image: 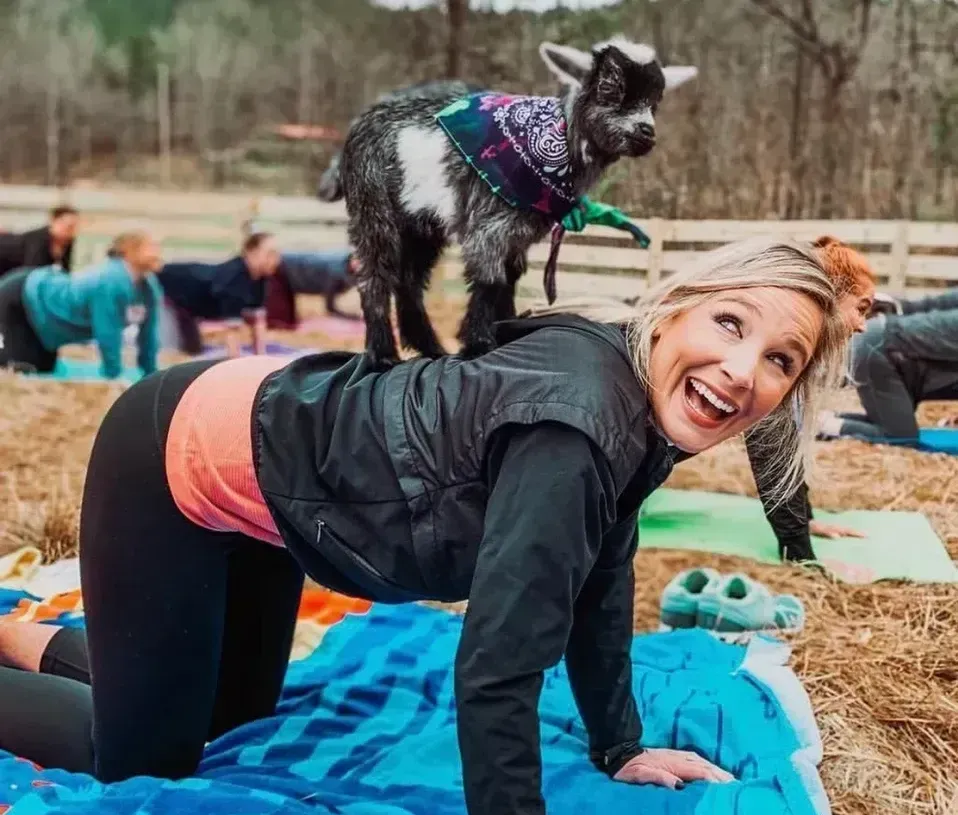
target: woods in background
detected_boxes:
[0,0,956,220]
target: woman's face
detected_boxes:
[838,282,876,335]
[127,237,163,275]
[648,287,823,454]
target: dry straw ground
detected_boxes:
[0,293,956,815]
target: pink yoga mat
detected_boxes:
[297,315,366,338]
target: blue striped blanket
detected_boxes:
[0,603,828,815]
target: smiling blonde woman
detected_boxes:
[0,237,846,815]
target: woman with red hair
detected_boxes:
[748,235,877,559]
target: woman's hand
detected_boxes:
[810,520,865,539]
[614,749,734,789]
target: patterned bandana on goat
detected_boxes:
[436,92,579,221]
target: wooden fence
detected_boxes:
[1,184,956,301]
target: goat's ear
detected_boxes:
[662,65,698,90]
[539,42,593,88]
[593,48,626,106]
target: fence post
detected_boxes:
[888,220,909,294]
[646,217,665,286]
[243,198,260,238]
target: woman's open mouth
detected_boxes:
[683,377,740,427]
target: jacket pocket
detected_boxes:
[312,519,425,605]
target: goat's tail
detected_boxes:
[317,152,344,202]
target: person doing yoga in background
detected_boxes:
[0,230,162,379]
[817,286,958,445]
[0,206,79,277]
[156,231,282,356]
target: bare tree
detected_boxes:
[445,0,469,79]
[748,0,875,217]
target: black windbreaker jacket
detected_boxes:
[252,314,680,815]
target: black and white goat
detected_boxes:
[340,38,697,365]
[318,81,483,203]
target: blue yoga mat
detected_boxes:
[28,344,318,384]
[32,357,142,384]
[0,602,828,815]
[918,428,958,455]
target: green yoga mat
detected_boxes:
[639,488,958,584]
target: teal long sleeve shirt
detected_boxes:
[21,259,162,379]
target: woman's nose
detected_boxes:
[719,346,758,390]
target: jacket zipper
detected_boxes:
[315,517,396,589]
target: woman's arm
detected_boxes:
[137,278,162,375]
[744,423,816,561]
[89,287,127,380]
[456,422,619,815]
[564,512,643,774]
[243,308,267,355]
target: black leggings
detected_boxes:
[0,359,304,780]
[0,269,57,373]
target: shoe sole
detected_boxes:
[696,611,803,637]
[659,609,698,630]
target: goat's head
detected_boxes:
[539,37,697,160]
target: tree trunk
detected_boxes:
[158,64,172,186]
[786,47,807,219]
[818,76,845,219]
[46,27,60,188]
[445,0,467,80]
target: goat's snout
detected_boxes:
[626,121,656,156]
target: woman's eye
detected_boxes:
[715,313,741,336]
[768,353,794,375]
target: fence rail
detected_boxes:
[1,184,956,301]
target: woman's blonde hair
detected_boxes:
[528,236,848,504]
[108,230,153,259]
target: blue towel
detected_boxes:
[0,603,827,815]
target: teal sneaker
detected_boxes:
[659,567,721,631]
[696,573,805,638]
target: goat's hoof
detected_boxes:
[419,344,449,360]
[364,350,400,370]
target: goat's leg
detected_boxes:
[396,287,446,358]
[459,239,514,357]
[396,231,446,359]
[356,273,399,367]
[347,196,402,367]
[458,279,504,358]
[494,254,526,322]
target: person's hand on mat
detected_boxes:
[810,520,866,540]
[613,748,734,789]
